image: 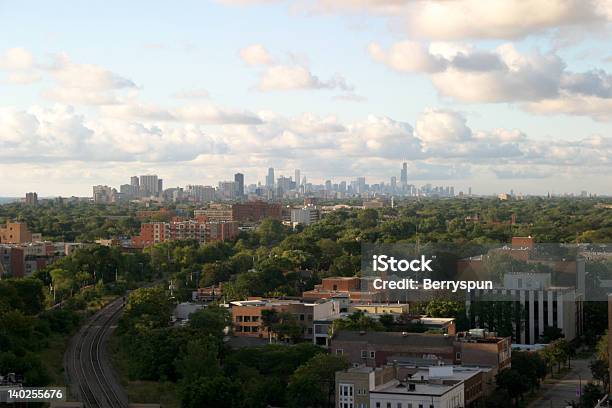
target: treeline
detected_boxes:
[0,278,81,386]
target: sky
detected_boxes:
[1,0,612,196]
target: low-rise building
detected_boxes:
[336,365,485,408]
[329,330,510,378]
[230,298,341,342]
[303,277,384,303]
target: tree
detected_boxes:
[540,326,564,343]
[579,382,604,407]
[590,359,609,391]
[496,369,529,406]
[121,286,172,333]
[261,309,302,343]
[287,353,349,408]
[331,311,384,334]
[188,305,230,339]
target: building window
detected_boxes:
[456,352,461,360]
[338,383,354,408]
[361,350,367,359]
[397,404,402,408]
[387,403,391,408]
[376,403,381,408]
[336,349,344,355]
[369,351,376,359]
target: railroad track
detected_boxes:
[66,298,128,408]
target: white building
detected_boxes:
[291,205,320,226]
[336,366,482,408]
[467,272,580,344]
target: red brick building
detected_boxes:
[232,201,282,223]
[131,219,239,248]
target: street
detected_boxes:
[529,356,594,408]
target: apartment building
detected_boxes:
[231,201,282,223]
[230,298,341,342]
[194,203,233,222]
[0,222,40,244]
[131,219,239,248]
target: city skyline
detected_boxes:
[2,1,612,196]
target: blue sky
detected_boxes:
[1,0,612,196]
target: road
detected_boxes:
[528,356,594,407]
[64,297,129,408]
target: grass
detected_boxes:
[108,332,180,408]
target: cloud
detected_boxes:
[0,47,41,85]
[371,42,565,102]
[524,93,612,121]
[293,0,612,40]
[0,47,34,70]
[240,44,274,66]
[41,53,137,105]
[240,45,355,92]
[173,105,264,124]
[258,65,353,91]
[402,0,609,40]
[368,41,447,73]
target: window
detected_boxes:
[244,316,251,322]
[397,404,402,408]
[376,403,381,408]
[387,403,391,408]
[369,351,376,359]
[361,350,367,359]
[456,352,461,360]
[338,384,354,408]
[336,349,344,355]
[236,316,243,322]
[300,314,305,321]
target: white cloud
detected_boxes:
[173,104,264,124]
[258,65,353,91]
[41,53,136,105]
[368,41,446,73]
[0,48,34,70]
[6,71,41,85]
[240,44,274,66]
[291,0,612,40]
[525,93,612,121]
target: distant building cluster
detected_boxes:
[90,162,466,204]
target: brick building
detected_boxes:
[131,219,239,248]
[329,330,511,377]
[231,201,282,223]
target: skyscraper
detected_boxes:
[130,176,139,189]
[139,175,159,197]
[25,192,38,205]
[295,169,301,188]
[266,168,275,188]
[400,162,408,186]
[234,173,244,198]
